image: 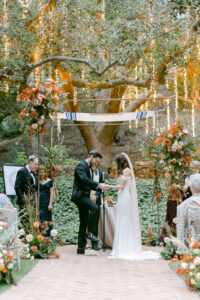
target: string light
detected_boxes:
[192,104,195,136]
[3,0,9,92]
[174,69,178,122]
[135,66,138,128]
[166,78,170,129]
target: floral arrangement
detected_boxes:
[105,196,116,206]
[172,237,200,292]
[17,81,63,140]
[0,244,15,284]
[142,229,159,246]
[19,222,60,259]
[146,122,196,202]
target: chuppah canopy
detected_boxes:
[55,111,155,127]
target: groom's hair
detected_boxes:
[88,150,102,159]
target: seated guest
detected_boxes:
[39,165,53,236]
[181,161,200,201]
[15,156,38,212]
[177,173,200,243]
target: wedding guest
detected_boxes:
[177,173,200,243]
[39,165,53,236]
[15,155,38,210]
[89,160,104,250]
[181,161,200,201]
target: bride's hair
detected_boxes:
[114,153,129,175]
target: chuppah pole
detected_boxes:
[102,190,107,252]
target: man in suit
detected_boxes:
[89,161,104,250]
[71,150,106,254]
[15,155,38,211]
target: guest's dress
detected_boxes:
[39,180,53,236]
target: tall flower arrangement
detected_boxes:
[18,81,62,140]
[144,122,196,240]
[148,122,195,202]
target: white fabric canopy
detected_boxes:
[56,111,155,127]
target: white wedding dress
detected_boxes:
[109,153,160,261]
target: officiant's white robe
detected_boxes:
[177,194,200,242]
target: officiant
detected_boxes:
[15,155,38,212]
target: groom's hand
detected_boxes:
[90,195,97,203]
[98,183,109,191]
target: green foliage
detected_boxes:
[15,152,28,166]
[160,242,178,259]
[53,177,167,244]
[7,143,28,165]
[0,116,21,138]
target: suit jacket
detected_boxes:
[71,160,99,203]
[14,166,37,208]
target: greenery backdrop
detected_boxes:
[0,176,167,245]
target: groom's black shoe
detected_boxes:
[92,244,101,251]
[77,247,85,254]
[86,232,99,243]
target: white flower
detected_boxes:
[0,259,3,264]
[7,263,14,269]
[31,256,34,260]
[0,226,3,232]
[159,160,165,164]
[0,253,2,258]
[50,229,58,237]
[179,141,184,146]
[194,257,200,266]
[164,237,170,244]
[26,234,33,243]
[32,123,38,129]
[19,229,25,236]
[171,142,178,152]
[183,129,188,135]
[38,119,44,125]
[189,263,196,270]
[196,272,200,280]
[0,244,3,249]
[173,217,178,224]
[181,262,188,269]
[27,254,30,258]
[23,245,29,253]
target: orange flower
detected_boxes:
[165,172,170,177]
[32,246,38,252]
[6,259,10,264]
[7,251,14,259]
[172,255,178,262]
[30,110,37,118]
[147,229,153,236]
[33,221,40,228]
[38,235,44,242]
[55,253,60,259]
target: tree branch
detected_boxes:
[71,74,152,89]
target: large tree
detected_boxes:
[0,0,200,165]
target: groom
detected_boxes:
[71,150,106,254]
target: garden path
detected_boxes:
[1,245,200,300]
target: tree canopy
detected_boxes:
[0,0,200,164]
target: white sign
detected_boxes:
[3,165,23,196]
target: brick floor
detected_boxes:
[1,245,200,300]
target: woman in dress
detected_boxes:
[107,153,160,260]
[39,165,53,236]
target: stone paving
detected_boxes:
[1,245,200,300]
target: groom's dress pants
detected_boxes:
[77,196,99,248]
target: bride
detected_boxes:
[107,153,160,260]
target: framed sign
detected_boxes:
[3,165,23,196]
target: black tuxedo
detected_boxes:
[71,160,100,248]
[14,166,37,209]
